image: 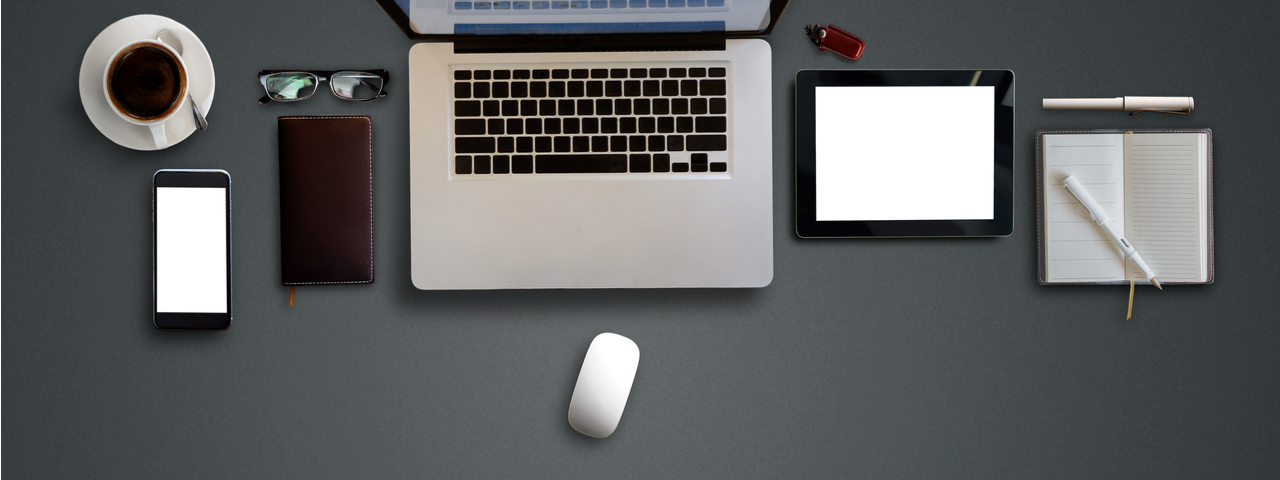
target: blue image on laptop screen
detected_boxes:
[395,0,768,35]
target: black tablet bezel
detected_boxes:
[795,69,1015,238]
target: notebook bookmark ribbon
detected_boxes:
[805,24,866,61]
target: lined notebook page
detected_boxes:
[1123,133,1208,282]
[1043,134,1127,282]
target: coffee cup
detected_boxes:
[102,40,188,149]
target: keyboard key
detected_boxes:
[586,81,604,97]
[700,79,726,96]
[600,117,618,133]
[596,99,613,115]
[591,68,609,78]
[691,153,708,166]
[535,137,552,152]
[615,99,632,115]
[610,68,628,78]
[497,137,515,153]
[456,137,495,153]
[691,98,707,114]
[605,81,622,97]
[653,99,670,114]
[531,0,550,8]
[455,2,474,10]
[648,135,665,152]
[536,154,628,173]
[568,81,585,97]
[559,99,575,116]
[634,99,651,115]
[629,68,647,78]
[571,1,588,8]
[620,117,637,133]
[456,100,482,116]
[455,155,472,174]
[710,97,726,114]
[649,0,666,7]
[610,0,627,7]
[630,154,651,172]
[695,116,726,132]
[511,82,528,98]
[571,69,589,79]
[456,119,486,135]
[572,136,590,152]
[474,70,492,80]
[474,155,491,174]
[671,98,689,114]
[525,118,542,134]
[624,80,641,96]
[685,134,726,151]
[638,116,655,133]
[473,82,490,98]
[544,118,561,134]
[455,70,472,80]
[668,0,685,7]
[539,99,556,116]
[629,136,647,152]
[483,100,500,116]
[590,0,607,7]
[502,100,519,116]
[549,81,566,97]
[517,136,533,152]
[666,135,684,151]
[657,116,674,133]
[643,80,661,97]
[533,69,551,79]
[494,155,511,173]
[709,67,726,77]
[680,79,697,96]
[521,99,538,116]
[710,161,727,172]
[530,81,547,97]
[676,116,693,132]
[591,136,609,152]
[488,118,504,134]
[578,99,594,116]
[513,155,534,173]
[649,68,667,78]
[653,153,671,172]
[492,82,509,98]
[554,136,571,152]
[669,68,686,78]
[494,70,511,80]
[513,70,531,79]
[628,0,644,7]
[689,67,706,77]
[563,117,579,134]
[507,117,523,134]
[610,136,627,152]
[707,0,723,6]
[494,1,512,9]
[672,162,689,172]
[552,69,570,79]
[550,0,567,7]
[662,80,679,96]
[582,117,599,133]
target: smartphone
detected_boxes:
[153,170,232,329]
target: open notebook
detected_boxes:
[1036,129,1214,285]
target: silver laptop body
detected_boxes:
[408,40,772,289]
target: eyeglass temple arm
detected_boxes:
[258,94,275,105]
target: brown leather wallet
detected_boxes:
[806,24,866,61]
[278,115,374,285]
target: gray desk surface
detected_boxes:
[5,0,1279,477]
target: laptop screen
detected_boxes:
[386,0,774,36]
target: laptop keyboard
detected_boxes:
[453,66,729,175]
[452,0,727,11]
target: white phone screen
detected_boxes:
[156,187,227,313]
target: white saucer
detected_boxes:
[79,14,216,151]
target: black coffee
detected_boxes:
[108,44,184,120]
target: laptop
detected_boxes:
[379,0,787,289]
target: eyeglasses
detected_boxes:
[257,70,390,104]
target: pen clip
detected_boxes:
[1128,108,1190,116]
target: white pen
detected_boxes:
[1062,175,1162,289]
[1042,96,1193,115]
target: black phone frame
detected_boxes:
[795,69,1015,238]
[152,170,233,330]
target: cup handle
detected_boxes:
[149,123,169,149]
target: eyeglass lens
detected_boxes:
[265,73,319,101]
[331,72,384,101]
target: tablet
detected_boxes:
[796,70,1014,237]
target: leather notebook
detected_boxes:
[278,115,374,285]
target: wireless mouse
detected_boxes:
[568,333,640,438]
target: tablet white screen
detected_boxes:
[814,86,994,221]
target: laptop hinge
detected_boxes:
[454,34,726,54]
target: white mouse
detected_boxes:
[568,333,640,438]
